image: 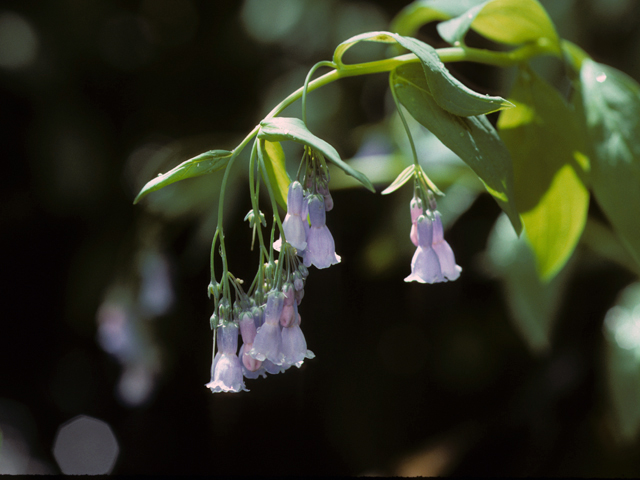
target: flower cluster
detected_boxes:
[206,147,341,393]
[405,189,461,284]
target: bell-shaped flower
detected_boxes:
[206,322,248,393]
[405,214,445,284]
[274,181,307,253]
[249,291,285,365]
[238,311,265,379]
[409,196,423,247]
[302,195,341,269]
[281,308,315,368]
[431,211,461,281]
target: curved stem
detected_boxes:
[389,73,419,168]
[302,61,337,125]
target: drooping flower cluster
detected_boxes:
[206,147,342,393]
[405,190,461,284]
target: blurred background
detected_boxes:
[2,0,640,475]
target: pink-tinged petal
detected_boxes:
[206,353,248,393]
[249,322,284,365]
[431,212,461,281]
[282,213,307,251]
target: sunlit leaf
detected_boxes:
[390,0,486,36]
[580,59,640,270]
[258,140,290,210]
[486,214,571,353]
[134,150,233,204]
[392,63,522,234]
[381,164,415,195]
[393,34,513,117]
[258,117,375,192]
[472,0,559,50]
[437,1,489,45]
[333,31,397,66]
[497,67,589,280]
[603,283,640,440]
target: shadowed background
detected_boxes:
[2,0,640,475]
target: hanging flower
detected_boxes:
[249,291,285,365]
[405,214,445,284]
[279,181,308,252]
[409,195,423,247]
[303,194,341,269]
[206,322,248,393]
[431,211,462,281]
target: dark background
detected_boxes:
[2,0,640,475]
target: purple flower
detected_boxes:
[249,291,285,365]
[281,181,308,252]
[409,195,423,247]
[431,211,461,281]
[281,309,315,368]
[206,322,248,393]
[405,215,445,284]
[239,311,265,379]
[302,195,341,269]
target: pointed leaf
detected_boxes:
[333,31,397,66]
[133,149,233,204]
[497,68,589,280]
[259,140,290,211]
[381,164,415,195]
[393,34,513,117]
[580,59,640,269]
[258,117,375,192]
[472,0,559,50]
[391,0,487,36]
[392,63,522,234]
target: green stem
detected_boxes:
[302,61,337,125]
[389,74,419,168]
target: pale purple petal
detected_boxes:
[217,322,238,355]
[282,213,307,251]
[431,212,461,281]
[281,323,315,368]
[206,353,248,393]
[404,244,444,283]
[304,225,341,269]
[287,181,304,215]
[239,344,266,379]
[249,322,284,364]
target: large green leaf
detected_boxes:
[472,0,559,49]
[390,0,486,36]
[580,59,640,269]
[258,140,291,211]
[133,149,233,204]
[497,68,589,280]
[392,63,522,234]
[603,283,640,441]
[334,31,512,117]
[258,117,375,192]
[486,214,571,353]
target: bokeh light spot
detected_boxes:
[0,12,38,69]
[52,416,119,475]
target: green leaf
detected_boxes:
[472,0,559,50]
[392,63,522,234]
[333,31,397,66]
[580,59,640,270]
[381,164,415,195]
[390,0,487,36]
[393,34,513,117]
[258,140,291,211]
[497,67,589,280]
[133,149,233,204]
[437,1,490,45]
[486,214,572,353]
[258,117,375,193]
[603,283,640,441]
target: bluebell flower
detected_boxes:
[431,211,461,281]
[405,214,445,284]
[276,181,308,252]
[281,308,315,368]
[302,195,341,269]
[238,310,266,379]
[409,195,423,247]
[206,322,248,393]
[249,291,285,365]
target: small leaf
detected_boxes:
[437,1,490,45]
[333,31,397,66]
[603,283,640,440]
[134,149,233,204]
[472,0,560,50]
[497,67,589,280]
[393,34,513,117]
[390,0,487,36]
[258,140,290,211]
[381,164,415,195]
[580,59,640,270]
[486,214,572,353]
[258,117,375,193]
[392,63,522,234]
